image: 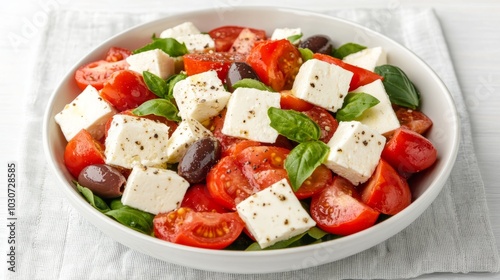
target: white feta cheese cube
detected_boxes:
[271,28,302,43]
[121,166,189,214]
[126,49,175,79]
[221,87,280,143]
[105,115,170,169]
[324,121,386,185]
[54,85,117,142]
[342,47,387,72]
[166,118,213,163]
[291,59,353,113]
[236,178,316,249]
[173,70,230,122]
[176,34,215,53]
[351,79,400,134]
[159,21,201,38]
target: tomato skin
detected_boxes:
[183,52,246,82]
[394,105,433,135]
[181,184,228,213]
[208,25,267,52]
[294,164,333,200]
[310,176,380,236]
[246,39,302,92]
[105,47,132,62]
[99,70,156,111]
[381,127,437,174]
[279,90,314,111]
[360,159,412,215]
[153,207,244,249]
[74,59,129,91]
[313,53,383,91]
[302,106,339,143]
[64,129,106,178]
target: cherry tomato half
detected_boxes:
[279,90,314,112]
[74,60,129,91]
[394,105,433,135]
[183,52,246,82]
[181,184,228,213]
[64,129,106,178]
[105,47,132,62]
[208,25,267,52]
[153,207,244,249]
[302,106,339,143]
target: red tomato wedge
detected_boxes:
[99,70,156,112]
[229,28,265,56]
[246,39,302,92]
[302,106,339,143]
[360,159,412,215]
[153,207,244,249]
[381,127,437,175]
[183,52,246,82]
[313,53,383,91]
[181,184,228,213]
[310,176,380,236]
[394,105,433,135]
[64,129,106,178]
[279,90,314,111]
[105,47,132,62]
[74,59,129,91]
[208,25,267,52]
[294,165,333,200]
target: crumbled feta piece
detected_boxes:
[271,28,302,43]
[166,118,213,163]
[324,121,386,185]
[236,178,316,249]
[126,49,175,79]
[173,70,230,122]
[176,34,215,53]
[221,87,280,143]
[104,115,170,169]
[351,79,400,134]
[291,59,353,112]
[159,21,201,39]
[342,47,387,72]
[121,165,189,215]
[54,85,117,141]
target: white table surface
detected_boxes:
[1,0,499,279]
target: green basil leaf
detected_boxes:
[143,71,168,98]
[298,48,314,61]
[374,64,420,109]
[285,141,330,192]
[336,92,380,121]
[165,73,188,99]
[133,38,188,57]
[287,33,303,43]
[245,232,308,251]
[333,42,367,59]
[268,107,320,143]
[110,198,125,210]
[307,226,328,240]
[105,207,154,235]
[133,99,181,122]
[75,182,110,213]
[232,78,275,92]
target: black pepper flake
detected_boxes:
[284,219,289,225]
[337,148,343,152]
[310,82,315,88]
[362,140,368,146]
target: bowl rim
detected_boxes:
[42,5,461,271]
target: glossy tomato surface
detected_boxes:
[64,129,105,178]
[208,25,267,52]
[183,52,246,82]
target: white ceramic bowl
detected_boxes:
[43,7,460,274]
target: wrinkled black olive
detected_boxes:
[299,35,333,55]
[225,62,260,92]
[178,137,221,183]
[78,164,126,198]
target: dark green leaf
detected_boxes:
[110,198,125,210]
[232,78,275,92]
[285,141,330,191]
[374,64,420,109]
[165,73,188,99]
[268,107,320,143]
[307,226,328,240]
[333,42,367,59]
[133,38,188,57]
[298,48,314,61]
[133,99,181,122]
[245,232,308,251]
[143,71,168,98]
[75,182,110,213]
[105,207,154,235]
[336,92,380,121]
[287,33,303,43]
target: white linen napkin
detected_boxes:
[11,7,500,280]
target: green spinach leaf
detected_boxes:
[336,92,380,121]
[75,182,110,213]
[105,207,154,235]
[374,64,420,109]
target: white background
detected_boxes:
[1,0,499,279]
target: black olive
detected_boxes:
[178,137,221,183]
[299,35,333,55]
[78,164,126,198]
[225,62,260,92]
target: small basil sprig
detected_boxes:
[336,92,380,121]
[375,64,420,109]
[76,182,110,213]
[287,33,303,44]
[298,48,314,61]
[268,107,320,142]
[333,42,367,59]
[133,37,188,57]
[143,71,168,98]
[232,78,275,92]
[133,99,181,122]
[165,73,188,99]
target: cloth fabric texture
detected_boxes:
[13,7,500,280]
